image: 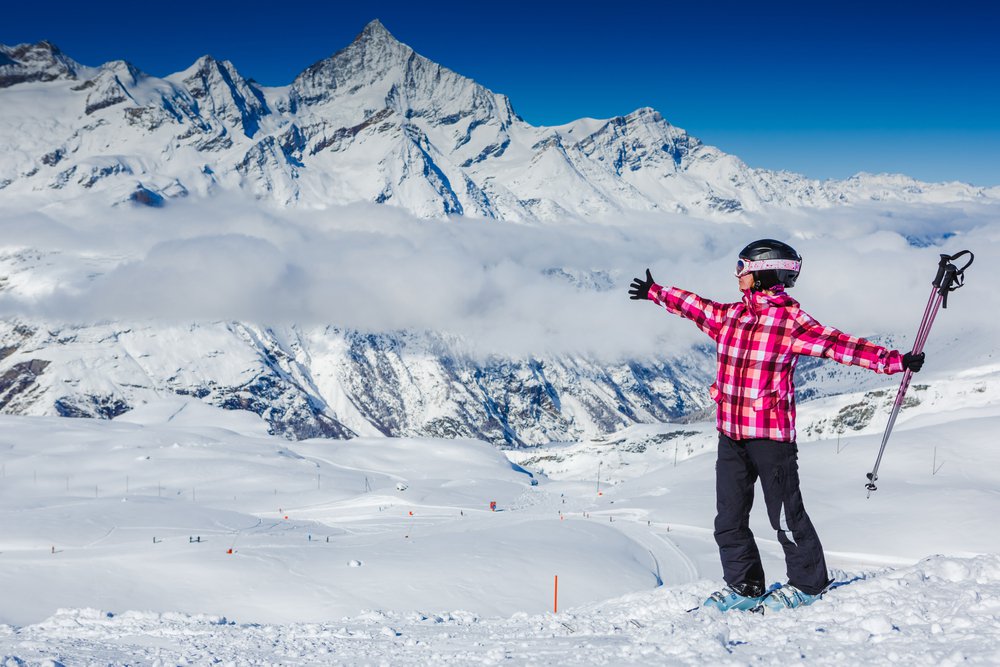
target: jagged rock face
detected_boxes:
[576,108,694,176]
[290,20,515,119]
[1,21,991,216]
[83,61,141,115]
[180,56,269,138]
[0,41,82,88]
[0,320,716,446]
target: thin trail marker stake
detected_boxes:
[554,575,559,614]
[865,251,973,497]
[933,447,945,475]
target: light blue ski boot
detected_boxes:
[703,583,767,612]
[755,584,824,612]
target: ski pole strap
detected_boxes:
[933,250,974,309]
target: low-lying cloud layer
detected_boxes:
[0,194,995,361]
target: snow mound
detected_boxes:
[1,554,997,665]
[114,397,271,437]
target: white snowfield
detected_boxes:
[1,390,999,665]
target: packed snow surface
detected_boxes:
[1,395,999,664]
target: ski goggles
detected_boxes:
[735,258,801,278]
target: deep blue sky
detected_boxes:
[5,1,999,185]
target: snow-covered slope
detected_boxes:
[1,396,999,663]
[3,557,997,665]
[1,20,994,219]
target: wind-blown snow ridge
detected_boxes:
[2,554,997,665]
[0,20,994,218]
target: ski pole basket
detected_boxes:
[865,250,974,497]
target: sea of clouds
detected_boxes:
[0,193,995,361]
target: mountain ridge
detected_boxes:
[1,20,993,218]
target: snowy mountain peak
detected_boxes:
[174,55,269,137]
[356,18,397,45]
[183,54,222,75]
[0,40,84,88]
[291,19,418,106]
[626,106,661,121]
[99,59,143,83]
[0,22,994,217]
[82,60,146,115]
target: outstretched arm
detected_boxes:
[629,268,729,340]
[790,311,916,374]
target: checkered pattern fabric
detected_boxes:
[648,283,904,442]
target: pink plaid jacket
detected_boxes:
[648,283,904,442]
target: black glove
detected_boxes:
[902,351,925,372]
[629,269,655,301]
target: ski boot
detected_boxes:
[703,582,767,612]
[754,583,825,612]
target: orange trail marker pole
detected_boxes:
[554,575,559,614]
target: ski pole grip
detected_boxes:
[939,264,958,291]
[932,254,950,288]
[933,250,973,308]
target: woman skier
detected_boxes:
[628,239,924,612]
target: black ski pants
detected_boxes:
[714,433,830,596]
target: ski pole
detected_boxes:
[865,250,973,497]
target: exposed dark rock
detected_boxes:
[195,132,234,152]
[54,395,130,419]
[219,373,355,440]
[79,163,131,188]
[460,136,510,168]
[309,108,394,155]
[0,41,80,88]
[181,55,269,138]
[705,195,743,213]
[49,165,77,189]
[123,106,172,131]
[129,185,164,207]
[0,359,51,410]
[41,148,65,166]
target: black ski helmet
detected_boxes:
[737,239,802,291]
